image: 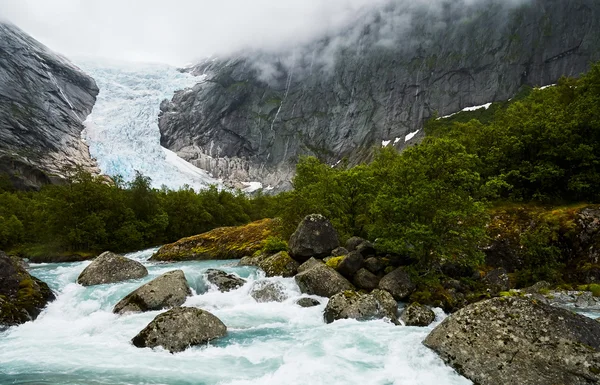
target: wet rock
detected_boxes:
[296,297,321,307]
[0,251,55,327]
[324,289,398,324]
[295,262,354,298]
[345,237,366,252]
[378,267,416,301]
[250,280,288,303]
[331,247,349,257]
[289,214,339,262]
[337,251,363,279]
[363,257,386,274]
[205,269,245,292]
[483,267,510,293]
[352,268,380,291]
[400,303,435,327]
[132,307,227,353]
[113,270,191,314]
[258,251,299,277]
[77,251,148,287]
[424,297,600,385]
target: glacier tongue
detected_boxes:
[76,60,220,190]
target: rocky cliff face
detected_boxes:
[159,0,600,190]
[0,22,99,190]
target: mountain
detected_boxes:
[0,22,98,189]
[159,0,600,191]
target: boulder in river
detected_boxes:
[424,297,600,385]
[324,289,398,324]
[205,269,245,292]
[400,303,435,327]
[113,270,191,314]
[250,280,288,303]
[289,214,339,262]
[296,297,321,307]
[295,262,354,297]
[77,251,147,287]
[0,251,55,327]
[378,267,416,301]
[258,251,299,277]
[132,306,227,353]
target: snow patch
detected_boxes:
[539,84,556,90]
[438,102,493,119]
[382,140,391,147]
[241,182,263,193]
[405,130,420,142]
[393,137,402,145]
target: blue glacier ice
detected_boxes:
[76,60,221,190]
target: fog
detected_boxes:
[0,0,530,66]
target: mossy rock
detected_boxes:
[258,251,299,278]
[151,218,282,261]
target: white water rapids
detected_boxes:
[0,248,472,385]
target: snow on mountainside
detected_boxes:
[76,60,221,190]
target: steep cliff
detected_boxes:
[0,22,99,190]
[159,0,600,190]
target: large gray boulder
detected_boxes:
[0,251,55,327]
[77,252,148,287]
[288,214,339,262]
[250,280,288,303]
[295,262,354,298]
[297,257,323,273]
[258,251,299,277]
[324,289,398,324]
[352,268,380,291]
[205,269,245,292]
[424,297,600,385]
[378,267,416,301]
[0,22,99,190]
[400,303,435,327]
[113,270,191,314]
[132,307,227,353]
[336,251,363,279]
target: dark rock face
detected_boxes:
[337,251,363,279]
[483,267,510,293]
[378,267,416,301]
[113,270,191,314]
[258,251,299,277]
[345,237,366,252]
[297,257,323,274]
[363,257,386,275]
[159,0,600,190]
[0,22,99,189]
[296,297,321,308]
[424,297,600,385]
[132,307,227,353]
[0,251,55,327]
[295,262,354,298]
[400,303,435,327]
[250,280,288,303]
[352,268,380,291]
[331,247,349,257]
[205,269,245,292]
[288,214,339,261]
[324,289,398,324]
[77,251,148,287]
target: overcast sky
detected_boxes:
[0,0,393,65]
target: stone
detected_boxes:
[363,257,386,274]
[0,251,55,327]
[336,251,363,279]
[239,253,268,267]
[523,281,551,294]
[400,303,435,327]
[352,268,380,291]
[295,263,354,298]
[113,270,191,314]
[296,297,321,307]
[151,219,279,261]
[258,251,299,277]
[0,22,99,190]
[323,289,398,324]
[378,267,416,301]
[345,237,366,252]
[250,280,288,303]
[331,247,349,257]
[205,269,245,292]
[77,251,148,287]
[297,257,324,273]
[132,307,227,353]
[356,241,376,257]
[483,267,510,293]
[288,214,339,262]
[424,297,600,385]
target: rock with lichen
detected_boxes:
[295,262,354,298]
[323,289,398,324]
[289,214,339,262]
[77,251,148,286]
[258,251,299,277]
[400,303,435,327]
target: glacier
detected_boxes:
[76,60,221,190]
